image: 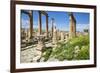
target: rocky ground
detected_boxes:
[21,46,37,63]
[20,42,54,63]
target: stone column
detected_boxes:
[61,32,64,41]
[51,18,54,38]
[38,11,42,35]
[69,12,76,38]
[29,10,33,39]
[46,15,48,37]
[57,29,60,40]
[53,26,57,44]
[65,33,69,42]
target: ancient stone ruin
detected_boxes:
[21,11,77,62]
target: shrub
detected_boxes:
[41,35,90,61]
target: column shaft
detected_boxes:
[38,11,42,35]
[29,10,33,39]
[46,15,48,36]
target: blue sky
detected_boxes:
[21,10,89,32]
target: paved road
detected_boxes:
[20,42,53,63]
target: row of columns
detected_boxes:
[21,10,33,39]
[21,10,49,39]
[21,10,76,40]
[38,11,49,36]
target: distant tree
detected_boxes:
[84,29,88,33]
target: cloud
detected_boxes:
[21,19,89,32]
[76,24,89,32]
[21,19,38,29]
[21,19,29,28]
[33,21,38,28]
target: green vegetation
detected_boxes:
[34,28,46,33]
[41,47,52,61]
[84,29,89,32]
[41,35,90,61]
